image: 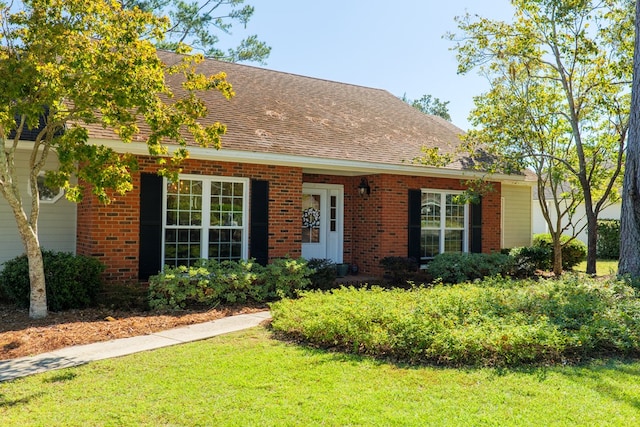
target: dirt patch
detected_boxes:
[0,303,267,360]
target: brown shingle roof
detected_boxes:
[90,50,477,172]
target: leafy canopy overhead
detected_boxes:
[0,0,234,204]
[122,0,271,63]
[399,93,451,121]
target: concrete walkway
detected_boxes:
[0,310,271,382]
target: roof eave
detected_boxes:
[86,138,536,184]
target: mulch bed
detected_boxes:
[0,303,267,360]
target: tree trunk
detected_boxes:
[1,182,48,318]
[552,235,563,276]
[24,231,47,319]
[619,0,640,277]
[585,212,598,275]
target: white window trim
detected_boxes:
[161,174,250,266]
[28,171,64,204]
[420,189,469,259]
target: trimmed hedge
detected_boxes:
[597,219,620,259]
[0,250,105,311]
[380,256,431,287]
[306,258,338,291]
[506,246,552,277]
[426,252,512,284]
[533,233,586,270]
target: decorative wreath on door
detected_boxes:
[302,207,321,229]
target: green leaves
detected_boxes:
[452,0,630,272]
[271,276,640,366]
[0,0,237,204]
[130,0,271,63]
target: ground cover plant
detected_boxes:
[2,328,640,426]
[270,275,640,366]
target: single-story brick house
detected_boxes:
[0,51,535,281]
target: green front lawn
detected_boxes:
[574,259,619,276]
[2,327,640,426]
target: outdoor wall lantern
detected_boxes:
[358,177,371,196]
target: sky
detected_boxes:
[227,0,515,130]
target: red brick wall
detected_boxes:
[77,156,502,282]
[302,173,502,277]
[77,157,303,282]
[350,174,501,276]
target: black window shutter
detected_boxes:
[250,180,269,266]
[470,197,483,253]
[408,189,422,262]
[138,173,163,280]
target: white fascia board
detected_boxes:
[89,138,533,184]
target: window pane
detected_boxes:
[167,195,177,210]
[164,228,201,268]
[211,181,221,195]
[179,211,190,226]
[445,230,464,253]
[302,194,321,243]
[166,179,202,227]
[208,229,243,261]
[233,212,243,227]
[36,175,63,202]
[421,229,440,258]
[233,182,244,197]
[191,181,202,196]
[421,193,441,228]
[211,181,244,227]
[445,195,465,229]
[166,211,177,225]
[233,197,243,210]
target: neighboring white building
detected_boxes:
[532,193,621,245]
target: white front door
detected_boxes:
[301,183,343,263]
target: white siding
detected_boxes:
[532,200,621,245]
[502,184,533,248]
[0,149,76,266]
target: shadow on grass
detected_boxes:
[554,358,640,410]
[0,391,45,408]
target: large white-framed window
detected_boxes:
[162,174,249,268]
[420,190,468,260]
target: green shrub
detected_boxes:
[533,234,587,270]
[306,258,337,291]
[380,256,418,285]
[0,250,105,311]
[597,219,620,259]
[270,275,640,367]
[425,252,512,284]
[148,259,263,310]
[507,246,552,277]
[263,257,313,299]
[148,257,312,310]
